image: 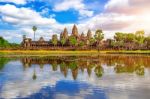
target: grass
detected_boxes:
[105,50,150,54]
[0,50,150,56]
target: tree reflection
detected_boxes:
[0,58,12,70]
[19,55,150,79]
[32,68,37,80]
[51,60,58,71]
[60,62,68,77]
[94,65,104,78]
[135,65,145,76]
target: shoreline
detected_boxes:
[0,50,150,56]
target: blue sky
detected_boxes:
[0,0,150,43]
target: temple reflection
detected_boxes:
[20,55,150,80]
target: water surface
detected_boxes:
[0,54,150,99]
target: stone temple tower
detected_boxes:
[23,35,26,40]
[72,24,78,37]
[63,27,68,39]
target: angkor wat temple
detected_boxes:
[21,25,101,49]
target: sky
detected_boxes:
[0,0,150,43]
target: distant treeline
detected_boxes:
[0,37,20,49]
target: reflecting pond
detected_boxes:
[0,54,150,99]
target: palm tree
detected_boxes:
[32,26,37,41]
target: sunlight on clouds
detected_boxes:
[53,0,93,17]
[0,0,150,43]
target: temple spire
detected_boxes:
[72,24,78,37]
[81,32,85,38]
[63,27,68,39]
[87,29,92,39]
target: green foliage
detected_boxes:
[94,65,104,78]
[144,36,150,48]
[114,32,126,41]
[116,41,124,47]
[94,29,104,42]
[0,37,19,48]
[69,36,77,46]
[125,33,135,42]
[60,37,66,46]
[145,36,150,42]
[51,60,58,71]
[52,34,58,46]
[135,30,145,44]
[114,32,136,43]
[89,38,96,45]
[32,69,37,80]
[69,61,77,70]
[135,65,145,76]
[60,62,66,69]
[32,26,37,32]
[0,58,10,70]
[32,26,37,41]
[79,41,85,47]
[0,37,9,48]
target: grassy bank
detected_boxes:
[106,50,150,54]
[0,50,150,56]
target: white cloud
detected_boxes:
[79,10,93,17]
[0,4,62,43]
[53,0,84,11]
[0,4,56,26]
[53,0,93,17]
[80,13,135,30]
[105,0,129,12]
[103,0,150,35]
[0,0,27,4]
[105,0,150,14]
[0,0,150,43]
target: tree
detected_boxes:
[114,32,126,42]
[51,60,58,71]
[0,58,10,70]
[94,29,104,50]
[125,33,135,43]
[110,40,116,49]
[124,33,136,50]
[32,68,37,80]
[135,30,145,49]
[69,36,77,47]
[0,37,10,48]
[114,32,126,49]
[52,34,58,46]
[32,26,37,41]
[144,36,150,49]
[60,37,66,47]
[79,41,85,47]
[94,29,104,40]
[89,38,95,47]
[94,65,104,78]
[115,41,124,50]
